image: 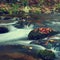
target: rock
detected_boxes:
[28,27,60,40]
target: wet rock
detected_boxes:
[28,28,60,40]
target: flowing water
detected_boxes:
[0,14,60,60]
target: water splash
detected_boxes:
[24,24,34,29]
[50,48,60,58]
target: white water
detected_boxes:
[0,25,33,42]
[52,22,60,25]
[50,48,60,60]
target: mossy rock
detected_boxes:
[37,49,55,60]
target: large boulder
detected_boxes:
[28,27,60,40]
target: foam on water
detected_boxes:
[49,47,60,59]
[0,25,33,42]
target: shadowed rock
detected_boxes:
[28,28,60,40]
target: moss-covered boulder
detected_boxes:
[37,49,55,60]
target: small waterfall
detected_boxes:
[24,24,34,29]
[50,47,60,60]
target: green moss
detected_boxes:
[37,49,55,60]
